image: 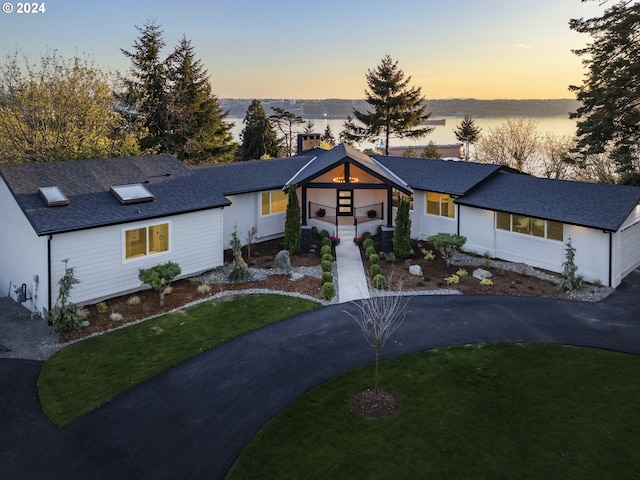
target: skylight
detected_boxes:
[38,186,69,207]
[110,184,155,205]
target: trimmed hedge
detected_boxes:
[370,264,382,278]
[321,260,333,272]
[362,238,374,250]
[372,274,387,289]
[322,282,335,300]
[322,271,333,284]
[369,253,380,265]
[322,253,334,263]
[365,246,376,258]
[320,245,332,256]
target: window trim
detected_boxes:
[496,212,564,242]
[261,190,288,217]
[123,221,171,262]
[426,191,455,219]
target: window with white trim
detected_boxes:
[426,191,455,218]
[496,212,563,241]
[261,190,287,216]
[124,223,170,260]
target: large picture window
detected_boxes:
[496,212,563,241]
[261,190,287,216]
[426,191,455,218]
[125,223,170,260]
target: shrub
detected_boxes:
[139,261,182,306]
[319,229,330,238]
[322,253,334,263]
[372,274,387,290]
[480,278,494,286]
[311,226,319,237]
[127,295,141,306]
[362,238,374,250]
[421,248,435,261]
[365,246,376,258]
[369,253,380,265]
[197,284,212,295]
[321,236,332,247]
[50,259,85,333]
[320,244,332,256]
[427,233,467,267]
[558,237,584,291]
[274,250,292,272]
[362,231,372,240]
[445,274,460,285]
[228,226,250,282]
[109,312,124,322]
[393,196,413,258]
[284,184,301,254]
[96,302,108,314]
[321,271,333,284]
[456,268,468,277]
[321,260,333,272]
[322,282,335,300]
[370,264,382,277]
[385,252,397,263]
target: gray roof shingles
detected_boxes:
[456,171,640,231]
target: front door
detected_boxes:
[337,190,353,216]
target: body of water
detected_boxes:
[227,115,578,151]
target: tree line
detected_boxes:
[1,1,639,185]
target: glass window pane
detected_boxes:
[271,190,287,213]
[441,194,455,218]
[531,218,545,237]
[512,215,530,234]
[496,212,511,230]
[426,191,440,215]
[261,192,271,216]
[149,223,169,254]
[547,221,564,241]
[125,227,147,259]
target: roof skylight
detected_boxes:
[110,184,155,205]
[38,186,69,207]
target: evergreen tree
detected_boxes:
[269,106,304,157]
[569,1,640,181]
[454,114,482,161]
[320,125,336,146]
[120,20,170,152]
[392,196,413,258]
[284,185,301,254]
[403,146,417,157]
[165,36,236,164]
[421,141,441,159]
[238,100,281,160]
[342,55,434,155]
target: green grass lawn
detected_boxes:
[38,294,318,427]
[227,344,640,480]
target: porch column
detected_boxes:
[301,185,307,226]
[386,187,393,227]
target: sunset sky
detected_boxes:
[0,0,606,99]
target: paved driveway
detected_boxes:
[2,270,640,479]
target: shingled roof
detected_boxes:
[374,155,503,196]
[0,154,231,235]
[456,171,640,231]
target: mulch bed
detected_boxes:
[351,389,401,418]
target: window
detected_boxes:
[261,190,287,216]
[426,191,455,218]
[392,189,413,210]
[496,213,563,241]
[125,223,170,260]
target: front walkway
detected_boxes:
[334,225,370,302]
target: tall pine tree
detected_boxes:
[454,114,482,161]
[166,36,236,164]
[239,100,281,160]
[342,55,433,155]
[120,20,169,152]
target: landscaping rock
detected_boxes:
[289,272,305,281]
[409,265,423,276]
[473,268,493,280]
[252,272,268,282]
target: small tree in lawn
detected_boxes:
[284,185,301,254]
[427,233,467,267]
[229,225,250,281]
[557,237,584,291]
[344,283,409,416]
[393,196,413,258]
[50,259,84,332]
[139,261,181,306]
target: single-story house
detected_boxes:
[1,143,639,316]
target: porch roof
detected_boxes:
[284,144,412,195]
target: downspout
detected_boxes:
[47,234,52,317]
[456,204,461,235]
[609,231,613,288]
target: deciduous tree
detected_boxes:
[454,114,482,161]
[475,119,539,173]
[238,100,281,160]
[341,55,434,155]
[569,1,640,182]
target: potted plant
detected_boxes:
[316,208,326,218]
[367,209,377,219]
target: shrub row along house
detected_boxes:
[1,143,639,317]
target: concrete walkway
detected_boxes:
[334,225,369,302]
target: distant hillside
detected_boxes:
[220,98,580,119]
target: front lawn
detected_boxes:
[228,344,640,479]
[38,294,318,427]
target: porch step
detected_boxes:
[338,226,356,242]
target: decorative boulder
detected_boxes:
[409,264,423,276]
[289,272,304,281]
[473,268,493,280]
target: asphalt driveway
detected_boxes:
[2,270,640,479]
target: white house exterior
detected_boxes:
[1,143,640,318]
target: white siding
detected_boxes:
[459,206,495,256]
[50,209,224,306]
[612,203,640,286]
[565,225,610,286]
[0,180,49,314]
[223,193,258,247]
[494,229,565,273]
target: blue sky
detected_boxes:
[0,0,605,99]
